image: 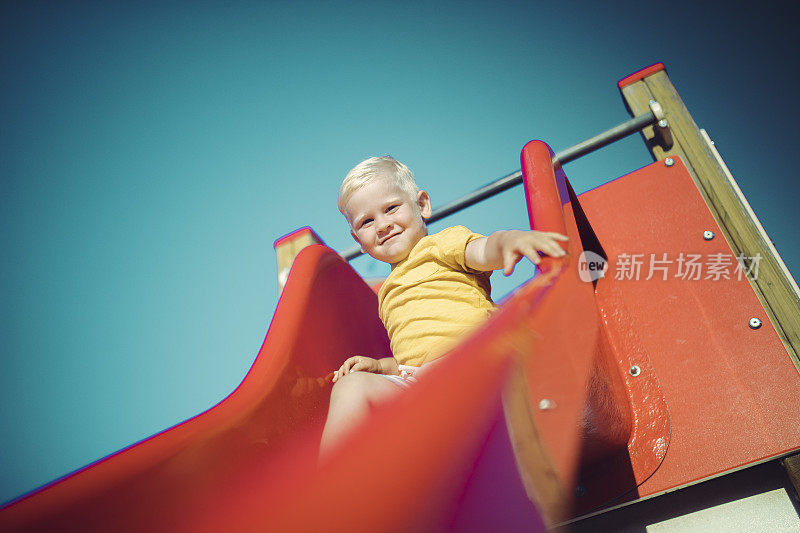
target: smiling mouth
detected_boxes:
[380,232,401,245]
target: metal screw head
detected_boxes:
[629,365,641,377]
[664,157,675,167]
[649,100,665,121]
[749,317,763,329]
[575,485,587,497]
[538,399,556,410]
[703,230,715,240]
[658,118,668,128]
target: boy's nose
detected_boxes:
[376,216,392,233]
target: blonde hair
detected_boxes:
[338,156,419,213]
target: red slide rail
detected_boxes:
[504,140,669,520]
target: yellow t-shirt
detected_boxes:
[378,226,495,367]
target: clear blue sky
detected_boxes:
[2,1,798,504]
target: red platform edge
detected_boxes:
[273,226,324,249]
[618,62,666,89]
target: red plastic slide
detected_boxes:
[1,140,587,532]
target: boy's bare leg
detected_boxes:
[319,371,404,464]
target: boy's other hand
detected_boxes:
[500,230,568,275]
[332,356,382,383]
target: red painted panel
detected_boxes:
[579,156,800,498]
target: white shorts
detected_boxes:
[378,364,420,390]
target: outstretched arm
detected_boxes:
[465,230,568,275]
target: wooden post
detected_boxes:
[783,454,800,502]
[618,63,800,371]
[274,227,324,294]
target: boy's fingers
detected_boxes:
[334,355,367,381]
[521,246,540,265]
[530,238,565,258]
[521,250,537,265]
[504,251,522,276]
[519,251,540,269]
[538,231,566,240]
[348,357,366,374]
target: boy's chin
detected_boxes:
[374,252,409,265]
[367,247,411,266]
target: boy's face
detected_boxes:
[344,177,432,266]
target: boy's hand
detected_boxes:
[466,229,569,276]
[498,230,569,275]
[332,356,382,383]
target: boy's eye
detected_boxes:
[361,218,373,228]
[386,205,399,213]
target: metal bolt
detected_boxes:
[575,485,587,497]
[749,317,763,329]
[629,365,641,377]
[703,230,715,240]
[664,157,675,167]
[649,100,665,121]
[658,118,668,128]
[538,399,556,410]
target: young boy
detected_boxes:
[319,156,568,458]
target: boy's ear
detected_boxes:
[350,229,366,253]
[417,190,433,219]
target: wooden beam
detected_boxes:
[274,227,324,294]
[619,65,800,371]
[782,454,800,501]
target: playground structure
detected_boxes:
[1,63,799,532]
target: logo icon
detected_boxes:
[578,251,608,282]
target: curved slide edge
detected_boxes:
[0,245,392,532]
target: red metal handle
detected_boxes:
[520,140,571,274]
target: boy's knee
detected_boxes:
[330,371,372,398]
